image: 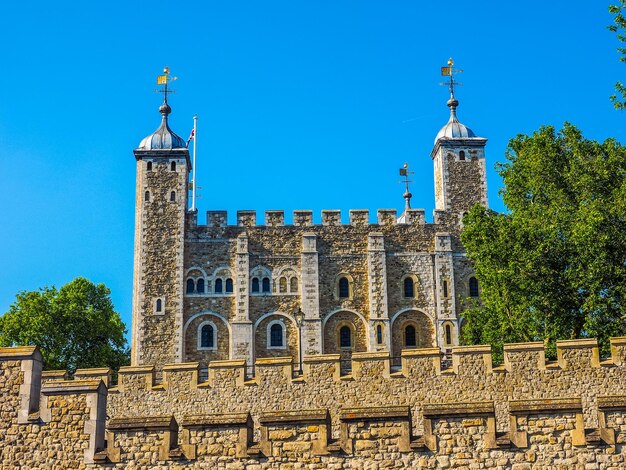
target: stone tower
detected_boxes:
[130,97,191,367]
[430,77,487,350]
[431,94,488,215]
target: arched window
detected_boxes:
[270,322,284,347]
[155,298,162,313]
[339,326,351,348]
[469,277,479,298]
[147,161,152,171]
[200,324,214,349]
[261,277,271,293]
[459,150,466,161]
[338,277,350,299]
[279,277,287,293]
[171,161,176,171]
[196,278,205,293]
[376,325,383,344]
[290,277,298,293]
[186,279,195,294]
[405,325,417,348]
[251,278,260,293]
[404,277,415,298]
[444,324,453,346]
[443,280,449,298]
[225,278,233,293]
[144,191,150,202]
[215,279,223,293]
[170,191,176,202]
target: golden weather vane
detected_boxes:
[399,163,414,210]
[155,65,178,102]
[440,57,463,98]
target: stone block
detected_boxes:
[322,210,341,226]
[237,210,256,227]
[556,339,600,370]
[207,210,227,227]
[265,210,284,227]
[293,210,313,226]
[377,209,396,226]
[349,209,369,226]
[503,342,545,372]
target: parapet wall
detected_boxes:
[3,338,626,468]
[188,208,443,228]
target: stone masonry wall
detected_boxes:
[4,339,626,467]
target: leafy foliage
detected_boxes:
[0,277,130,372]
[609,1,626,109]
[461,124,626,357]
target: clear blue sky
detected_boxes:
[1,1,622,340]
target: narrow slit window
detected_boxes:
[279,277,287,293]
[200,324,214,348]
[459,150,466,161]
[147,161,153,171]
[155,298,162,313]
[171,161,176,171]
[251,277,260,293]
[445,324,452,346]
[339,326,351,348]
[186,279,195,294]
[338,277,350,298]
[376,325,383,344]
[225,278,233,293]
[196,278,205,293]
[270,323,283,347]
[170,191,176,202]
[405,325,417,348]
[145,191,150,202]
[290,277,298,293]
[469,277,479,298]
[215,279,223,293]
[261,277,270,293]
[404,277,415,298]
[443,280,448,298]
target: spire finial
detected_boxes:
[440,58,463,118]
[155,66,178,117]
[399,163,414,210]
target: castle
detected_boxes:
[131,66,488,372]
[3,67,626,468]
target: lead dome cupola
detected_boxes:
[138,100,187,150]
[434,96,475,144]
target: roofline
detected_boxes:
[430,137,488,160]
[133,148,192,169]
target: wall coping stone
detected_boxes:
[503,342,545,352]
[42,370,68,380]
[610,336,626,346]
[303,354,340,363]
[509,397,582,414]
[401,348,441,358]
[41,379,105,395]
[208,359,246,369]
[0,346,39,359]
[119,365,155,374]
[351,351,390,361]
[162,362,200,371]
[255,356,292,366]
[452,345,491,355]
[108,415,177,431]
[74,367,111,376]
[556,339,598,349]
[597,395,626,410]
[182,412,251,427]
[423,401,494,417]
[340,405,410,421]
[259,409,328,425]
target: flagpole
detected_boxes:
[192,114,198,211]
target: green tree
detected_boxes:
[0,277,130,372]
[461,124,626,358]
[609,1,626,109]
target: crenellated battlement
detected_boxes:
[3,338,626,467]
[188,208,429,228]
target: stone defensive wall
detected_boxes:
[3,338,626,468]
[188,209,435,228]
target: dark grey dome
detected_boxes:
[434,97,476,144]
[138,101,187,150]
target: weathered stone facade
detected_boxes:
[132,94,489,372]
[4,339,626,468]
